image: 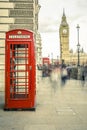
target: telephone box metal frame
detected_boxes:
[4,29,36,110]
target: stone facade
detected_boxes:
[36,32,42,65]
[69,50,87,65]
[0,0,42,91]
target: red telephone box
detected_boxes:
[42,57,50,65]
[4,29,36,110]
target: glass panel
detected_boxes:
[10,44,29,99]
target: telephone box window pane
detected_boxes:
[10,44,29,99]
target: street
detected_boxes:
[0,70,87,130]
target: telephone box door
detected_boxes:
[5,29,36,110]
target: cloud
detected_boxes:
[39,18,59,33]
[39,0,87,33]
[76,0,87,8]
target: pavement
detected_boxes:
[0,70,87,130]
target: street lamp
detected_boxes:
[76,24,80,66]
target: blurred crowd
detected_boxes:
[37,63,87,86]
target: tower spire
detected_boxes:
[61,8,68,26]
[63,8,65,16]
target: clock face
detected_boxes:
[63,29,67,34]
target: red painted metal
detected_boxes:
[5,29,36,110]
[42,57,50,65]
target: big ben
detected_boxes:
[59,9,69,64]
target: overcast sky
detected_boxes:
[38,0,87,59]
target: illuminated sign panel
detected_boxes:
[9,35,30,39]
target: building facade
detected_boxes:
[69,50,87,65]
[36,32,42,65]
[0,0,42,90]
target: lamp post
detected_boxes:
[76,24,80,66]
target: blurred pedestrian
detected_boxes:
[84,65,87,86]
[61,66,68,86]
[81,65,85,81]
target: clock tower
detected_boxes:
[59,9,69,64]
